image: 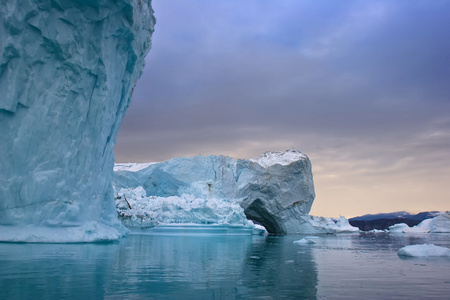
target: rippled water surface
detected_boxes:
[1,231,449,299]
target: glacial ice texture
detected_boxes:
[0,0,155,242]
[114,150,320,234]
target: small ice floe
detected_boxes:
[368,229,388,233]
[249,256,261,260]
[285,260,295,264]
[389,223,410,233]
[397,244,450,257]
[293,238,315,245]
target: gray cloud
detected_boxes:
[115,0,450,217]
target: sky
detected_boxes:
[114,0,450,218]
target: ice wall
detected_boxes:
[114,150,320,234]
[0,0,155,242]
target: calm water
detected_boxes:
[1,231,449,299]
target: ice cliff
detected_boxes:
[114,150,358,234]
[0,0,155,242]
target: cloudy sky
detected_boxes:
[114,0,450,218]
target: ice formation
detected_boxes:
[397,244,450,257]
[367,229,388,233]
[388,223,411,233]
[293,238,316,245]
[0,0,155,242]
[388,211,450,233]
[428,211,450,233]
[114,150,359,234]
[115,186,248,229]
[114,150,315,234]
[295,215,359,234]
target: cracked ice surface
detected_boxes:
[0,0,155,242]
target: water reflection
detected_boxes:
[313,233,450,299]
[240,236,318,299]
[0,234,318,299]
[2,233,449,299]
[0,242,120,299]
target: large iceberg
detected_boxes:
[114,150,359,234]
[0,0,155,242]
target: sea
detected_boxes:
[1,228,449,299]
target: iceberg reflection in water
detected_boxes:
[1,228,449,299]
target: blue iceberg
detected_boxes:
[0,0,155,242]
[114,150,319,234]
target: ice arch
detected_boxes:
[243,199,284,234]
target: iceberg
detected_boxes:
[388,211,450,234]
[114,150,315,234]
[114,150,358,234]
[388,223,411,233]
[429,211,450,233]
[0,0,155,242]
[397,244,450,257]
[295,215,359,234]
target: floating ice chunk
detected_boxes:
[367,229,388,233]
[397,244,450,257]
[293,238,315,245]
[285,260,295,264]
[405,219,433,233]
[388,221,431,234]
[295,215,359,234]
[389,223,410,233]
[334,216,360,233]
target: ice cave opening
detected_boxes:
[244,199,284,234]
